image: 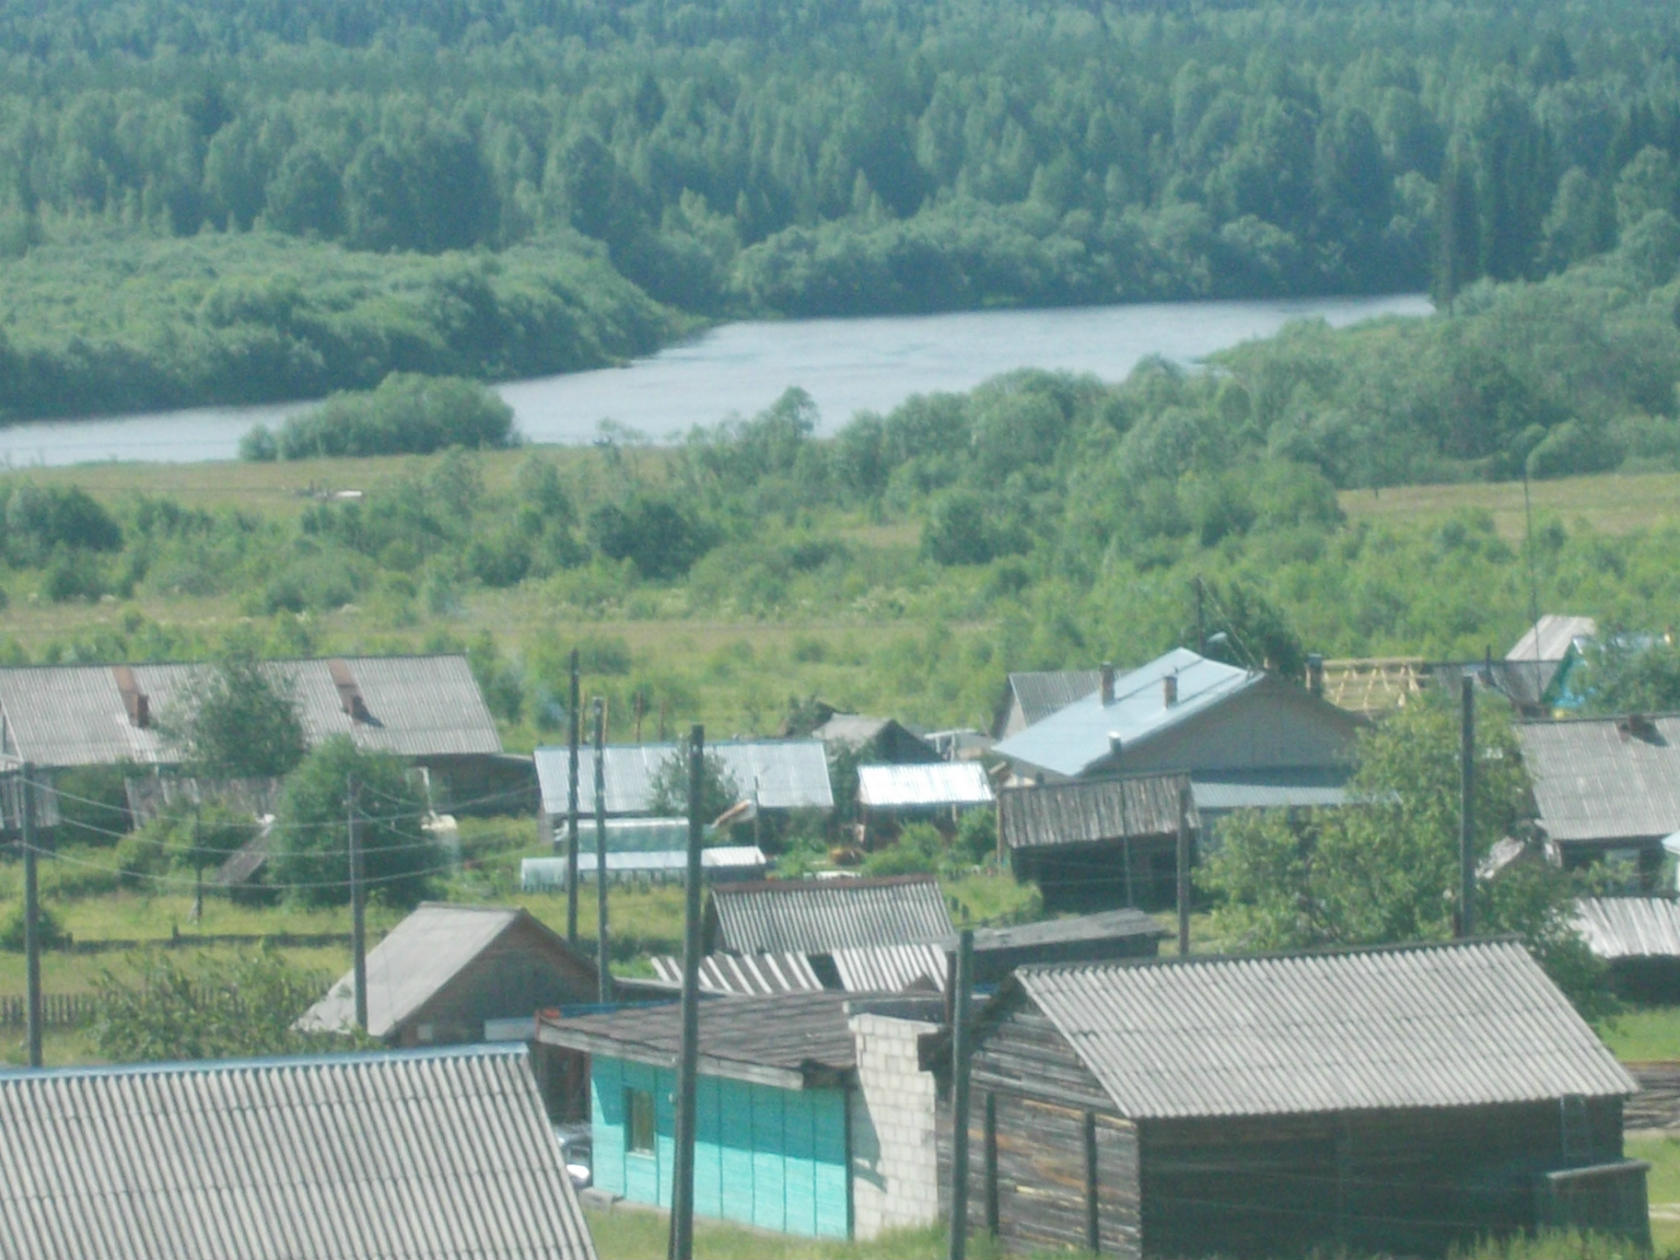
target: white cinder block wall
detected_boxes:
[848,1010,940,1239]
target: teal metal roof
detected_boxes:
[993,649,1257,778]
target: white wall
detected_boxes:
[848,1010,940,1239]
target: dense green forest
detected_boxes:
[6,0,1680,417]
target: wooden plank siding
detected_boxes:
[589,1055,851,1238]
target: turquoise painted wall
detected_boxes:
[591,1056,851,1238]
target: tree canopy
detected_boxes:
[647,735,742,825]
[159,655,308,779]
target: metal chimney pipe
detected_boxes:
[1163,673,1177,706]
[1100,662,1115,706]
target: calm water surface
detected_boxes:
[0,293,1431,467]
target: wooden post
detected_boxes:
[983,1091,999,1237]
[1176,781,1192,957]
[1459,675,1475,938]
[566,648,581,945]
[22,763,42,1069]
[948,928,975,1260]
[348,775,367,1035]
[593,699,610,1003]
[1083,1110,1100,1254]
[668,726,705,1260]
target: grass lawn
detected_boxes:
[584,1212,1008,1260]
[1630,1132,1680,1254]
[1599,1007,1680,1064]
[1338,469,1680,543]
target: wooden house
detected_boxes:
[1574,896,1680,1002]
[992,669,1103,740]
[813,714,941,764]
[533,738,833,824]
[535,991,945,1240]
[939,940,1645,1258]
[704,874,954,955]
[1517,714,1680,885]
[299,902,598,1047]
[0,1045,597,1260]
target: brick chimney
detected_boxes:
[1163,673,1178,707]
[1100,662,1115,706]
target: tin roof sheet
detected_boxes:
[647,952,824,996]
[1507,615,1598,664]
[1573,897,1680,959]
[1014,940,1634,1120]
[857,762,993,809]
[1002,670,1104,732]
[534,739,833,816]
[520,846,767,888]
[992,650,1261,778]
[998,773,1191,850]
[0,656,501,768]
[0,1045,596,1260]
[1517,716,1680,843]
[707,874,955,954]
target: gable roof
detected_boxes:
[1007,940,1633,1121]
[301,903,593,1038]
[857,762,994,809]
[1508,615,1599,665]
[1574,897,1680,960]
[1517,715,1680,844]
[0,655,501,769]
[648,951,826,996]
[993,650,1265,778]
[707,875,954,954]
[994,669,1103,736]
[536,991,858,1090]
[998,772,1191,851]
[533,739,833,816]
[0,1045,597,1260]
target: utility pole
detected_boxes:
[593,699,611,1003]
[1176,780,1192,957]
[567,648,581,945]
[348,775,367,1034]
[668,725,705,1260]
[1459,676,1476,939]
[22,763,42,1069]
[947,929,975,1260]
[1194,576,1207,655]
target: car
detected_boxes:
[553,1122,592,1190]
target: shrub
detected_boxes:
[268,373,517,459]
[0,902,67,952]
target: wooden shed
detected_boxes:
[704,874,954,955]
[939,940,1646,1258]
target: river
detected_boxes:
[0,293,1431,467]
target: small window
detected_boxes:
[626,1087,656,1155]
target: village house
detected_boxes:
[703,873,954,955]
[856,761,994,845]
[938,940,1645,1258]
[1574,895,1680,1003]
[0,1044,597,1260]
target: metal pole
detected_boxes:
[1459,676,1476,938]
[567,648,581,945]
[22,763,42,1069]
[594,699,610,1003]
[1194,576,1206,655]
[349,775,367,1034]
[669,726,705,1260]
[947,928,975,1260]
[1177,781,1192,957]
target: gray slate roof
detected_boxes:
[993,650,1261,778]
[997,670,1103,734]
[857,762,994,809]
[536,991,858,1089]
[1574,897,1680,959]
[0,1045,596,1260]
[0,656,501,769]
[648,951,825,996]
[301,903,590,1038]
[1012,940,1634,1120]
[533,739,833,816]
[707,875,955,954]
[998,773,1192,851]
[1517,715,1680,844]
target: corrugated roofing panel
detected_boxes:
[0,1045,596,1260]
[1574,897,1680,959]
[1518,716,1680,843]
[998,773,1190,851]
[1190,769,1349,813]
[521,846,767,889]
[829,943,949,993]
[857,762,993,809]
[1016,940,1634,1120]
[709,875,954,953]
[1007,670,1103,729]
[647,952,824,996]
[534,739,833,816]
[993,650,1260,778]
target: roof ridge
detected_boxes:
[2,1042,526,1083]
[1016,934,1526,977]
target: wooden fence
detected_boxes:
[1627,1062,1680,1131]
[57,928,353,955]
[0,992,99,1028]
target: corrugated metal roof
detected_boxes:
[1005,670,1103,730]
[301,903,588,1038]
[1518,716,1680,843]
[537,991,857,1087]
[647,952,824,996]
[1014,940,1635,1120]
[998,773,1190,851]
[521,846,767,889]
[0,1045,597,1260]
[993,650,1263,778]
[1574,897,1680,959]
[813,714,892,747]
[533,739,833,816]
[1507,615,1598,664]
[708,875,955,954]
[857,762,993,809]
[829,943,949,993]
[0,656,502,768]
